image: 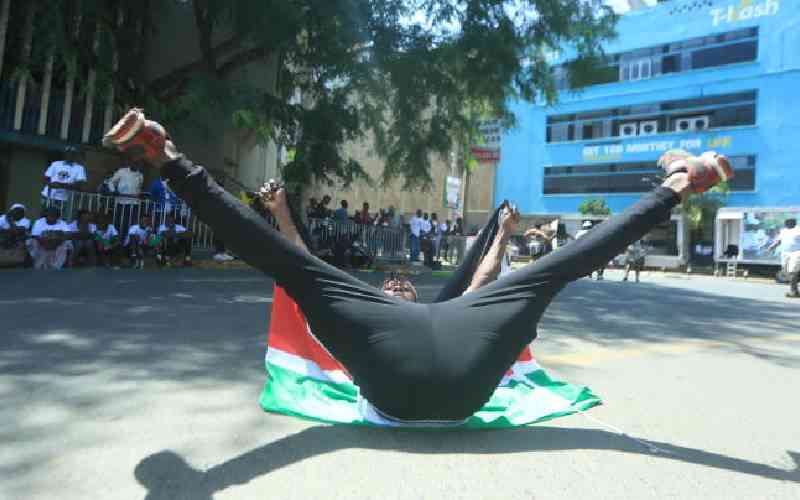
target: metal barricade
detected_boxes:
[42,191,216,250]
[307,218,407,260]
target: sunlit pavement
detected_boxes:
[1,268,798,499]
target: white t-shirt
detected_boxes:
[125,224,154,246]
[31,218,69,237]
[421,219,432,234]
[0,215,31,231]
[111,167,144,205]
[409,216,425,237]
[96,225,119,241]
[67,221,98,234]
[41,161,87,201]
[779,227,800,253]
[158,223,187,234]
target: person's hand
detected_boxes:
[499,203,520,235]
[523,227,540,239]
[257,179,289,217]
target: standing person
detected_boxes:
[766,218,800,298]
[26,207,71,270]
[109,160,144,236]
[408,209,424,262]
[356,202,372,224]
[524,225,555,260]
[622,240,647,283]
[451,216,465,264]
[41,146,87,215]
[94,212,121,267]
[387,206,400,228]
[306,198,319,220]
[318,195,333,219]
[67,210,98,267]
[0,204,31,266]
[103,110,732,422]
[430,213,444,262]
[421,213,434,267]
[334,200,349,221]
[157,214,193,267]
[125,215,157,269]
[440,220,452,262]
[576,220,605,280]
[148,175,181,219]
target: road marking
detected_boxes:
[538,334,800,366]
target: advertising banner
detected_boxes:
[444,176,461,210]
[740,211,800,263]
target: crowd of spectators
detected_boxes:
[305,196,403,228]
[0,203,195,270]
[305,194,466,267]
[0,145,215,270]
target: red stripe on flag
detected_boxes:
[516,346,534,362]
[267,286,349,374]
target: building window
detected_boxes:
[543,155,756,195]
[545,90,756,143]
[555,27,757,90]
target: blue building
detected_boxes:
[495,0,799,267]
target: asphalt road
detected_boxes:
[1,268,798,499]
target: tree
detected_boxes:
[683,181,729,234]
[578,197,611,216]
[7,0,617,189]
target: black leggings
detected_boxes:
[162,158,679,421]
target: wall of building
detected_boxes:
[143,1,279,192]
[495,0,799,216]
[302,133,507,231]
[3,148,50,214]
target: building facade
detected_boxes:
[495,0,798,265]
[0,1,279,215]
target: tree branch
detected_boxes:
[146,35,244,92]
[217,45,273,78]
[192,0,216,74]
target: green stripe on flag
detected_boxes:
[260,360,601,429]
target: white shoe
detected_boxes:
[213,253,234,262]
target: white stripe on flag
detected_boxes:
[266,347,352,384]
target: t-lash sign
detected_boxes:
[710,0,779,26]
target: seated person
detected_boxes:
[67,210,98,267]
[27,207,71,270]
[156,214,193,267]
[125,215,158,269]
[0,203,32,266]
[94,212,121,267]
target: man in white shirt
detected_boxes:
[767,218,800,298]
[110,161,144,235]
[157,214,193,267]
[26,207,71,269]
[67,210,98,267]
[0,203,31,266]
[408,209,425,262]
[125,215,157,269]
[41,146,87,212]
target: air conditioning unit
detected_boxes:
[619,122,638,137]
[674,118,693,133]
[638,120,658,136]
[692,115,710,131]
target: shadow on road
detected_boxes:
[135,424,800,499]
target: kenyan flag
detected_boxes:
[260,286,601,428]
